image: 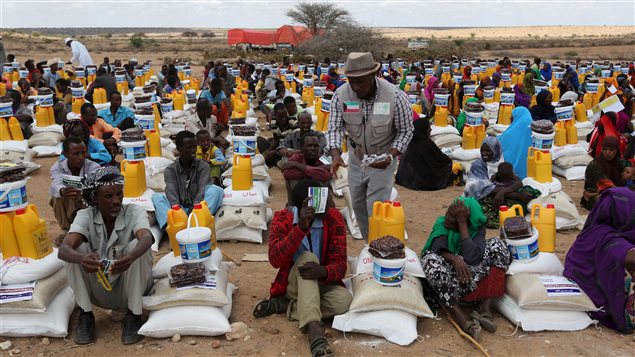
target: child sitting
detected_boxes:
[491,162,515,189]
[622,166,635,191]
[195,130,226,186]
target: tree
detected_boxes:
[297,23,385,61]
[182,31,198,37]
[285,2,351,36]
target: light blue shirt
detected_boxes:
[98,106,135,127]
[291,207,323,263]
[199,89,227,105]
[59,138,111,165]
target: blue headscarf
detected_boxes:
[499,107,533,179]
[464,136,504,199]
[540,62,552,82]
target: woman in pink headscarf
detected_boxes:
[423,76,439,114]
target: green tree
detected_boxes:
[285,2,351,36]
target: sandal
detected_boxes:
[309,337,335,357]
[471,311,497,333]
[462,320,482,342]
[252,297,288,318]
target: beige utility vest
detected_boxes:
[339,79,396,158]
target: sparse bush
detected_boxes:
[296,23,386,60]
[182,31,198,38]
[564,51,578,57]
[201,32,215,38]
[453,39,464,47]
[485,42,491,50]
[470,33,476,40]
[32,32,40,37]
[101,33,112,39]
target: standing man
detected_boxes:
[326,52,413,240]
[65,37,94,68]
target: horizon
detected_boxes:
[1,0,634,28]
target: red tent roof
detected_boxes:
[227,25,312,46]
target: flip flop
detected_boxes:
[471,311,497,333]
[463,319,482,342]
[252,297,288,318]
[310,337,335,357]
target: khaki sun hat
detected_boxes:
[344,52,380,78]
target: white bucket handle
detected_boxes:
[186,212,201,230]
[381,265,405,279]
[236,138,257,151]
[0,178,28,202]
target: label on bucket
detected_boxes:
[372,260,405,286]
[0,105,14,118]
[314,87,325,97]
[233,136,257,155]
[71,87,85,98]
[38,95,54,107]
[553,71,565,80]
[434,94,450,107]
[464,85,476,96]
[134,116,155,130]
[465,112,483,126]
[472,66,481,74]
[424,68,434,75]
[483,89,495,99]
[75,70,85,79]
[508,239,539,261]
[532,136,554,150]
[123,145,146,160]
[500,93,515,105]
[555,106,574,121]
[0,186,27,209]
[179,240,212,261]
[321,98,331,112]
[453,75,463,84]
[586,83,599,93]
[442,66,450,73]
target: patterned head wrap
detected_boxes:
[81,166,124,206]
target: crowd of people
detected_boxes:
[2,40,635,354]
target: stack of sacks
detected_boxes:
[160,110,188,135]
[0,139,40,174]
[550,142,592,181]
[27,126,65,158]
[494,271,597,332]
[140,262,235,338]
[144,156,174,192]
[217,180,270,244]
[575,120,594,141]
[528,192,585,230]
[0,250,76,338]
[333,247,433,346]
[430,124,462,149]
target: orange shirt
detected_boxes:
[85,118,121,141]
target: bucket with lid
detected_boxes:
[70,86,85,99]
[3,66,12,76]
[578,66,588,74]
[501,70,511,82]
[321,92,333,112]
[303,78,314,87]
[372,256,407,286]
[465,110,484,126]
[176,213,212,263]
[184,67,194,77]
[600,70,611,78]
[555,106,574,121]
[298,64,306,72]
[160,98,173,114]
[500,92,515,105]
[86,66,97,76]
[532,131,555,150]
[18,68,28,79]
[134,69,144,78]
[0,179,28,212]
[134,114,155,131]
[483,86,495,100]
[463,85,477,97]
[505,228,539,263]
[37,94,54,107]
[338,62,346,69]
[233,135,257,156]
[75,68,86,79]
[586,82,599,94]
[306,66,315,75]
[119,140,147,161]
[186,89,197,102]
[405,75,416,84]
[42,66,50,75]
[442,66,451,73]
[434,93,450,107]
[613,65,621,73]
[472,66,481,74]
[314,83,326,97]
[408,94,418,105]
[284,73,295,82]
[115,71,126,83]
[424,67,434,76]
[0,101,14,118]
[453,75,463,84]
[553,71,565,80]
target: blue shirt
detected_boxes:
[291,207,323,263]
[98,106,135,127]
[59,138,112,165]
[199,89,227,105]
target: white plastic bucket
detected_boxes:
[578,66,588,74]
[314,86,326,98]
[424,67,434,76]
[535,86,548,94]
[0,102,14,118]
[586,82,599,94]
[408,94,418,105]
[160,100,174,114]
[500,92,515,105]
[185,68,194,77]
[70,87,85,99]
[233,135,257,156]
[279,68,287,76]
[601,70,611,78]
[483,88,495,100]
[442,66,450,73]
[37,94,54,107]
[306,66,315,75]
[506,228,539,263]
[555,106,574,121]
[303,78,314,87]
[321,98,331,112]
[372,257,407,286]
[464,85,477,97]
[472,66,481,74]
[453,75,463,84]
[614,65,621,73]
[134,114,155,130]
[501,72,511,82]
[75,69,85,79]
[553,71,565,80]
[115,74,126,83]
[465,111,484,126]
[42,67,50,75]
[434,93,450,107]
[298,65,306,72]
[176,213,212,263]
[3,66,12,75]
[135,69,144,77]
[86,67,97,76]
[532,131,555,150]
[186,90,196,101]
[405,75,415,84]
[285,73,295,82]
[119,140,147,161]
[18,69,28,79]
[0,179,28,212]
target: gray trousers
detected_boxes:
[66,240,153,315]
[347,152,397,241]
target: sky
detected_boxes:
[1,0,634,28]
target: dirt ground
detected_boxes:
[4,31,635,356]
[7,119,635,357]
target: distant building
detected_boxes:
[407,38,430,50]
[227,25,313,50]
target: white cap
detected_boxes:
[64,37,73,44]
[66,112,81,121]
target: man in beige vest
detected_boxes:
[326,52,414,240]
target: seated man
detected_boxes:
[49,136,101,245]
[283,95,305,121]
[151,130,224,230]
[81,102,120,159]
[257,103,297,167]
[278,112,327,158]
[97,91,135,130]
[199,78,231,127]
[262,80,292,125]
[185,98,217,138]
[282,134,331,203]
[59,167,154,345]
[253,180,351,357]
[6,89,34,139]
[86,67,117,102]
[62,118,113,165]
